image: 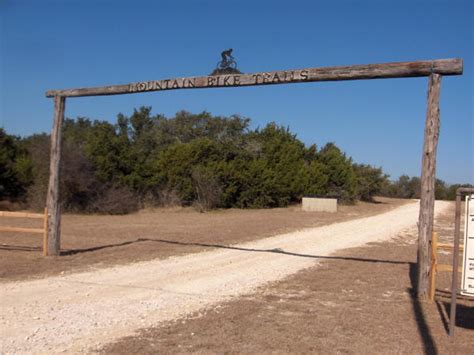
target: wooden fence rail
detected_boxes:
[429,232,463,301]
[0,208,49,256]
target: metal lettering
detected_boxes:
[263,73,272,83]
[130,69,310,93]
[223,76,232,86]
[252,74,263,84]
[171,80,180,89]
[207,77,216,86]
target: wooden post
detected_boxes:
[449,192,462,336]
[417,73,442,298]
[43,207,49,256]
[429,232,438,301]
[45,96,65,256]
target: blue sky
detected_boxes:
[1,0,472,183]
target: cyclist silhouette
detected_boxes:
[221,48,234,65]
[211,48,240,75]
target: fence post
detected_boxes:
[429,232,438,301]
[449,192,462,336]
[46,96,65,256]
[417,73,441,298]
[43,207,49,256]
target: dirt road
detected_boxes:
[1,201,449,353]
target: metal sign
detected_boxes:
[461,194,474,296]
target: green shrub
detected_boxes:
[317,143,356,202]
[353,164,389,202]
[4,108,431,213]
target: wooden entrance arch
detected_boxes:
[45,58,463,298]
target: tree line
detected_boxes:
[1,107,471,214]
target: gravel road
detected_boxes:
[1,201,449,354]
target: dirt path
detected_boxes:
[1,201,449,353]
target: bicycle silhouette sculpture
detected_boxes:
[210,48,242,75]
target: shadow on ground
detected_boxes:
[409,263,438,355]
[2,238,411,267]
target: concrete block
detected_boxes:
[302,197,338,213]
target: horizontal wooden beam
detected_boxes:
[46,58,463,98]
[437,243,464,252]
[0,211,45,219]
[0,226,44,234]
[436,264,462,273]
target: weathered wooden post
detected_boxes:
[45,96,66,256]
[417,73,442,297]
[449,189,462,336]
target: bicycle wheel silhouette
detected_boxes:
[227,59,237,69]
[217,59,237,70]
